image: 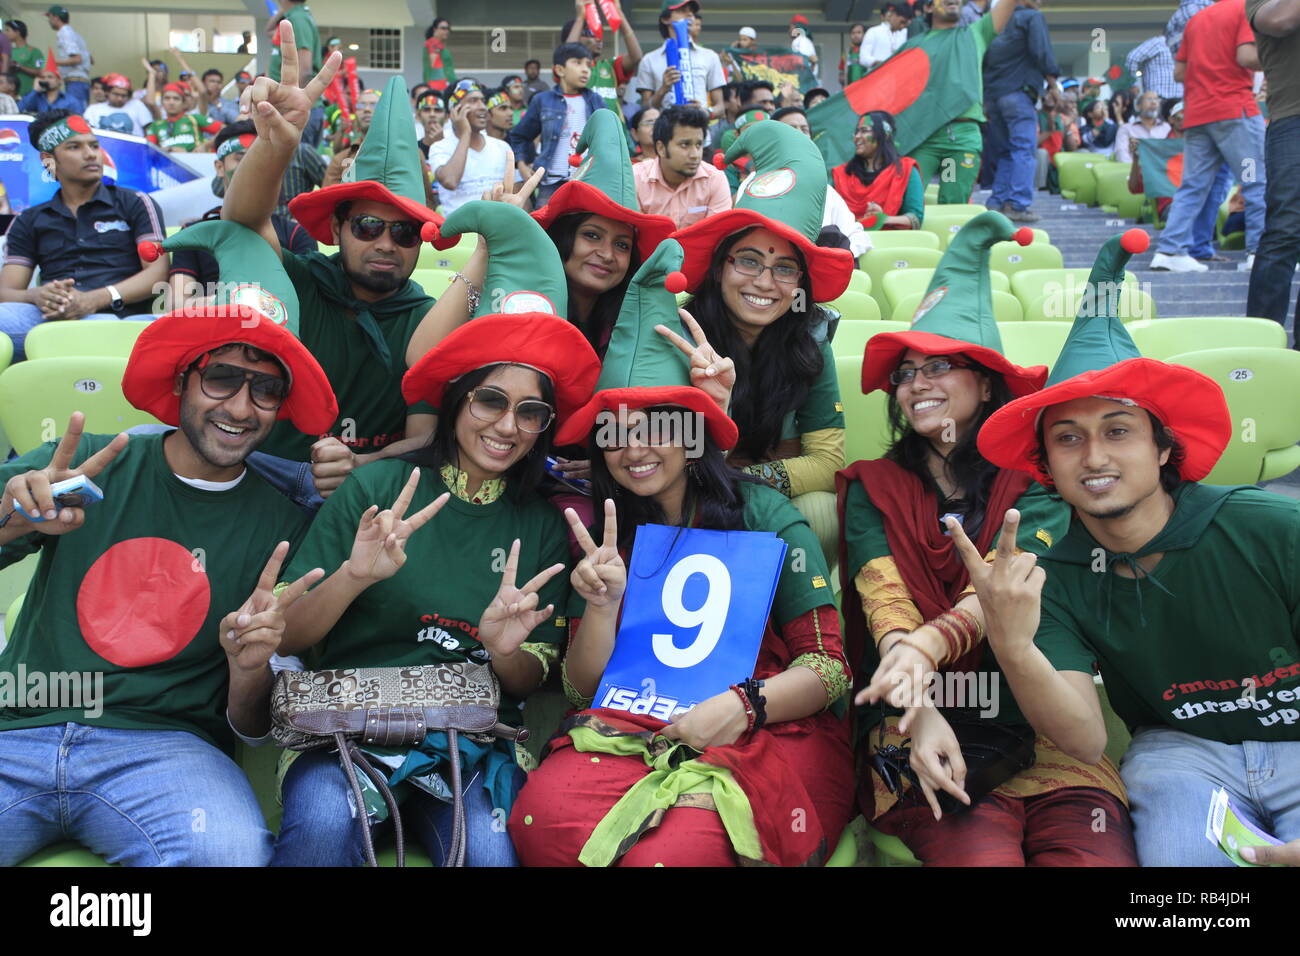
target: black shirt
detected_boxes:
[3,181,165,315]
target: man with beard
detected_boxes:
[968,231,1300,866]
[222,24,450,507]
[0,220,336,866]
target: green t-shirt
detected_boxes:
[0,433,310,751]
[269,4,320,83]
[257,251,435,462]
[778,339,846,442]
[916,16,996,124]
[283,460,571,721]
[12,44,43,97]
[146,114,220,152]
[843,476,1069,725]
[1035,483,1300,744]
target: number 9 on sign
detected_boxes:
[652,553,731,669]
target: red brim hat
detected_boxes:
[123,308,338,435]
[532,181,677,261]
[671,209,855,303]
[861,330,1047,397]
[978,357,1231,485]
[288,182,444,246]
[556,385,739,451]
[402,313,600,422]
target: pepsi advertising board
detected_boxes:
[0,116,199,213]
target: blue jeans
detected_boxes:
[63,79,89,112]
[1247,114,1300,331]
[985,91,1039,211]
[1186,163,1233,260]
[1119,726,1300,867]
[272,748,520,866]
[0,303,136,361]
[1158,113,1267,256]
[303,106,324,149]
[0,723,271,866]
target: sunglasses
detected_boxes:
[466,385,555,434]
[889,358,971,387]
[726,254,802,285]
[348,215,422,248]
[196,362,287,411]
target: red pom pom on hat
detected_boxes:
[664,271,688,294]
[569,152,583,167]
[421,220,460,251]
[1121,228,1150,254]
[712,153,726,170]
[137,240,162,262]
[1013,227,1033,246]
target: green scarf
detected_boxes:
[302,251,434,372]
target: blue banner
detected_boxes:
[595,525,785,720]
[0,116,200,214]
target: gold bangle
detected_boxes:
[894,636,938,674]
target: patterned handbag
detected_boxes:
[270,663,529,867]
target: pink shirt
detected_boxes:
[633,158,732,229]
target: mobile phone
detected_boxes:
[545,456,591,494]
[13,475,104,522]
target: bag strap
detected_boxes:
[335,731,380,867]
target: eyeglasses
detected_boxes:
[726,254,802,285]
[889,358,971,386]
[348,215,422,248]
[466,386,555,434]
[196,362,287,411]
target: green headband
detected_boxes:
[215,133,256,161]
[37,114,92,153]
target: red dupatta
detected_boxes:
[832,156,919,225]
[834,457,1031,689]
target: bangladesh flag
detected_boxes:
[1136,138,1184,199]
[807,27,979,172]
[724,46,819,94]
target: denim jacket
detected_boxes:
[507,87,608,172]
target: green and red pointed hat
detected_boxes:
[126,220,337,434]
[978,229,1231,485]
[672,119,855,303]
[531,109,676,260]
[861,210,1047,397]
[289,76,443,245]
[557,238,738,449]
[435,201,571,318]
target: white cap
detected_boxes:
[739,26,757,39]
[1170,100,1184,116]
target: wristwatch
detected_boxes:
[105,284,124,313]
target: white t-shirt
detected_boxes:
[83,99,154,138]
[860,23,906,70]
[545,93,590,184]
[634,42,726,108]
[428,133,515,214]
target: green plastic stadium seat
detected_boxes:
[1166,347,1300,484]
[863,231,940,253]
[862,821,921,866]
[926,203,986,217]
[1024,286,1155,323]
[1094,164,1145,220]
[410,268,454,296]
[0,332,11,378]
[923,183,939,204]
[998,321,1070,370]
[24,320,153,361]
[0,358,163,456]
[881,268,1010,312]
[844,269,872,296]
[1055,153,1104,205]
[830,320,909,360]
[417,237,477,271]
[860,247,943,318]
[835,354,893,464]
[988,240,1064,278]
[920,212,977,248]
[825,816,865,866]
[891,289,1022,325]
[1010,268,1141,316]
[826,290,881,322]
[1128,317,1286,361]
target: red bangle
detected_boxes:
[730,684,756,733]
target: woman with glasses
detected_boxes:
[832,110,924,230]
[270,225,602,864]
[509,242,854,866]
[836,213,1136,866]
[671,120,856,561]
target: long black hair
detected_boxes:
[884,356,1014,533]
[690,227,824,462]
[586,412,761,552]
[843,110,903,185]
[547,212,643,354]
[402,363,554,500]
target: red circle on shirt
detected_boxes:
[1166,152,1184,189]
[77,537,211,668]
[845,47,930,117]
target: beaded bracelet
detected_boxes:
[730,684,756,733]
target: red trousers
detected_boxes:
[873,787,1137,867]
